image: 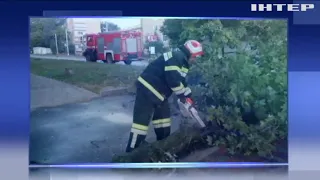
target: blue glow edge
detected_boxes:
[29,162,288,169]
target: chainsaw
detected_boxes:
[177,99,221,137]
[177,98,206,128]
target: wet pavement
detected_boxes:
[30,95,183,164]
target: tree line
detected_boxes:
[30,18,121,55]
[30,18,75,54]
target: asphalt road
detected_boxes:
[30,54,149,67]
[30,95,183,164]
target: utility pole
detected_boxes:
[54,33,59,55]
[65,29,69,55]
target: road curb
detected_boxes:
[30,86,136,112]
[30,76,136,112]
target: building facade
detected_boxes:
[66,18,101,55]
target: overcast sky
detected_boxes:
[103,17,170,29]
[103,17,141,29]
[72,17,168,29]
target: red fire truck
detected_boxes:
[82,30,143,65]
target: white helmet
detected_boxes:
[184,40,204,58]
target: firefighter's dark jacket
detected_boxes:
[136,46,191,105]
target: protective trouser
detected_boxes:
[125,88,171,153]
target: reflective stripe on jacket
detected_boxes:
[137,46,191,103]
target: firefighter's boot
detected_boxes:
[126,126,148,153]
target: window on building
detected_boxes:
[74,22,86,26]
[74,37,82,42]
[75,31,84,36]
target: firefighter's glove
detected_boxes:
[183,87,192,98]
[177,97,194,118]
[176,87,192,100]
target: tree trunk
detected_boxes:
[112,126,206,163]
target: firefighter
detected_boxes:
[126,40,204,152]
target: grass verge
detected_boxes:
[31,58,144,93]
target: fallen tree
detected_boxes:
[112,99,219,163]
[113,19,288,163]
[161,19,288,159]
[112,111,251,163]
[112,125,206,163]
[112,118,287,163]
